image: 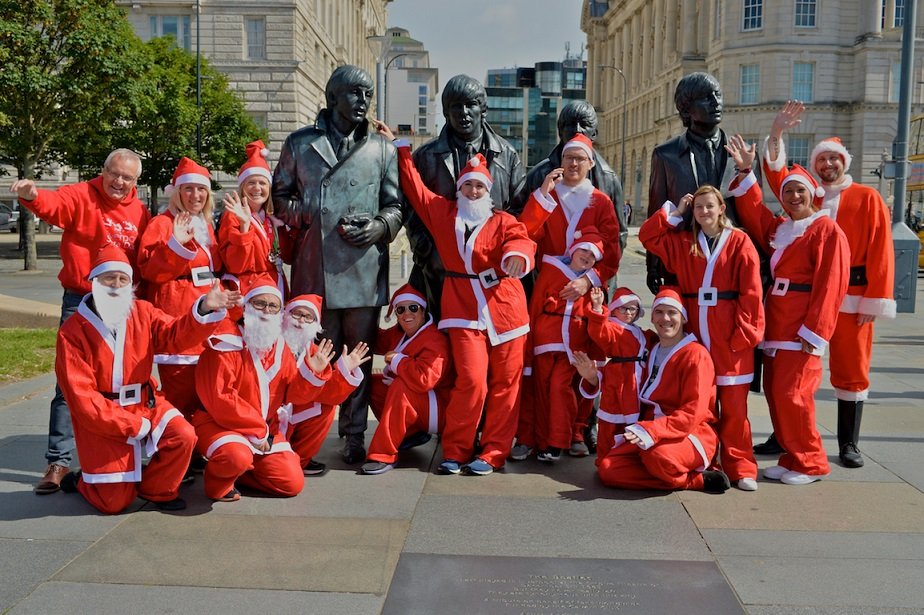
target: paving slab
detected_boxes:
[8,581,384,615]
[0,538,92,613]
[0,487,136,540]
[0,374,55,409]
[701,529,924,559]
[747,607,924,615]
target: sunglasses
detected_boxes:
[395,304,421,315]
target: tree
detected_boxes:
[0,0,149,270]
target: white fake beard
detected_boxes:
[91,279,135,330]
[243,303,283,355]
[189,215,212,248]
[282,316,322,356]
[456,192,494,227]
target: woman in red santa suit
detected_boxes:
[639,184,765,491]
[596,290,730,493]
[376,120,535,476]
[218,140,288,298]
[362,284,453,475]
[138,157,223,419]
[727,134,849,485]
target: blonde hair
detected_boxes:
[238,176,274,215]
[168,183,215,223]
[689,185,731,258]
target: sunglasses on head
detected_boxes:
[395,304,421,315]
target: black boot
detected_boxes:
[838,400,865,468]
[753,433,784,455]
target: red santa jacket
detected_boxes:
[519,183,621,284]
[283,343,364,429]
[528,255,593,363]
[639,204,765,383]
[397,145,535,346]
[19,176,149,294]
[217,209,288,296]
[731,173,849,354]
[137,211,223,362]
[55,295,225,484]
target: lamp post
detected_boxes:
[366,35,387,121]
[599,64,628,187]
[196,0,202,159]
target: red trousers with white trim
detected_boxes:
[442,329,525,468]
[77,415,196,514]
[571,395,594,444]
[829,312,874,401]
[158,364,202,419]
[595,418,628,464]
[715,383,758,481]
[288,405,336,469]
[367,376,445,464]
[532,352,579,450]
[514,375,537,449]
[763,349,831,476]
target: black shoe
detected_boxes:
[303,459,328,476]
[59,470,81,494]
[839,442,865,468]
[154,497,187,511]
[398,431,432,451]
[702,470,731,494]
[181,468,195,485]
[583,423,598,455]
[753,433,784,455]
[190,455,207,474]
[215,488,241,502]
[342,435,366,464]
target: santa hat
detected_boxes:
[286,294,322,322]
[652,288,687,321]
[810,137,852,173]
[456,153,493,191]
[568,226,604,262]
[164,157,211,197]
[88,243,133,281]
[609,286,644,317]
[562,134,594,159]
[386,283,427,320]
[242,273,283,304]
[237,140,272,186]
[780,164,825,202]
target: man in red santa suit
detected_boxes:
[376,120,535,476]
[755,102,896,468]
[280,293,366,476]
[193,275,369,501]
[55,244,237,514]
[10,149,150,495]
[596,290,730,493]
[362,284,453,475]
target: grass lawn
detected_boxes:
[0,328,57,383]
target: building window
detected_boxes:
[248,111,268,130]
[792,62,814,102]
[150,15,191,51]
[788,136,811,167]
[794,0,816,27]
[418,85,427,96]
[882,0,905,28]
[743,0,763,31]
[891,61,902,103]
[245,18,266,60]
[714,0,723,39]
[740,64,760,104]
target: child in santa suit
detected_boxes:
[575,287,656,463]
[376,120,535,476]
[56,244,236,513]
[639,184,765,491]
[138,157,224,419]
[596,290,730,493]
[361,284,453,475]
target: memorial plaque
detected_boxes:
[383,553,744,614]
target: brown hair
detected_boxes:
[689,185,731,257]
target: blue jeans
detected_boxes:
[46,290,83,467]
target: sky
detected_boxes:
[386,0,587,126]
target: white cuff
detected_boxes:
[579,373,602,399]
[625,423,654,450]
[584,269,602,288]
[532,188,557,212]
[298,359,328,386]
[858,297,896,319]
[134,417,152,441]
[192,295,226,324]
[729,171,757,197]
[336,356,364,386]
[501,251,531,278]
[168,235,197,260]
[662,201,683,226]
[762,136,786,172]
[388,352,407,373]
[797,324,828,353]
[248,430,269,447]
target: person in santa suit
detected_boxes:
[280,293,366,476]
[575,287,656,463]
[596,290,730,493]
[754,101,896,468]
[193,275,370,501]
[55,244,237,514]
[376,120,535,476]
[727,134,850,485]
[219,140,289,299]
[138,157,223,420]
[10,149,150,495]
[639,184,765,491]
[361,284,453,475]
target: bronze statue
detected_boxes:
[272,64,404,463]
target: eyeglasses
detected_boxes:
[562,155,591,165]
[103,168,138,184]
[250,299,282,314]
[289,310,316,323]
[616,305,639,315]
[395,304,421,315]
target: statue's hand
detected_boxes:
[341,217,386,247]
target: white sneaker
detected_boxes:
[568,441,590,457]
[780,470,827,485]
[737,477,759,491]
[509,443,533,461]
[763,465,788,481]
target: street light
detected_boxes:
[196,0,202,159]
[366,35,387,122]
[599,64,628,187]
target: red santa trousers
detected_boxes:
[532,352,580,450]
[715,383,758,481]
[763,349,831,476]
[157,364,201,419]
[367,376,443,464]
[571,395,594,444]
[597,424,716,491]
[595,417,629,464]
[514,375,537,449]
[829,313,875,401]
[288,405,336,469]
[443,329,525,468]
[77,416,196,515]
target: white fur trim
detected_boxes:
[244,285,282,303]
[562,140,594,159]
[456,171,493,191]
[625,423,654,450]
[501,251,532,278]
[286,299,321,320]
[88,261,133,280]
[336,356,364,386]
[717,373,754,386]
[135,417,152,440]
[652,296,687,320]
[192,295,226,324]
[797,324,828,352]
[167,235,197,261]
[729,171,757,197]
[834,387,869,402]
[811,139,852,173]
[237,166,273,186]
[532,188,558,212]
[569,241,603,261]
[173,172,211,189]
[762,136,787,172]
[856,297,897,319]
[391,292,426,310]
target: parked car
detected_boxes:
[5,202,63,233]
[0,203,13,233]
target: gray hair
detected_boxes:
[104,148,142,176]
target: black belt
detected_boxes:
[100,382,156,409]
[444,270,508,280]
[608,355,645,363]
[772,279,812,292]
[681,290,739,300]
[849,265,868,287]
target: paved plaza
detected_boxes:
[1,231,923,614]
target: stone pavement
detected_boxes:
[1,231,923,614]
